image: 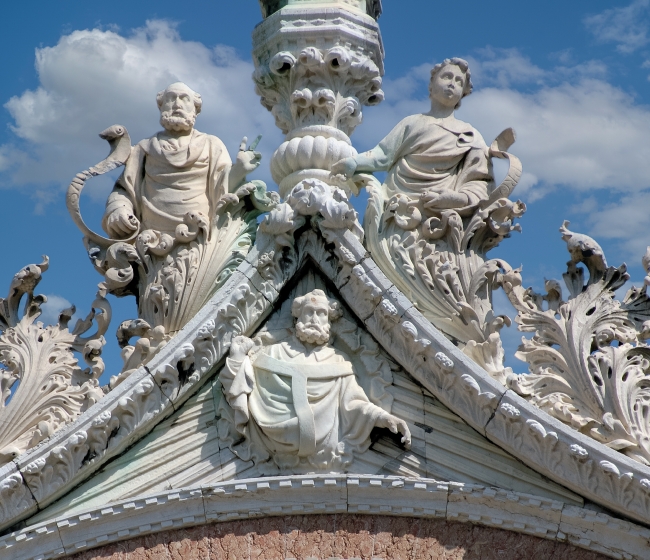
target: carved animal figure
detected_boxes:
[560,220,608,274]
[116,318,152,349]
[89,125,132,176]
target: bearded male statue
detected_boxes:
[102,82,261,237]
[219,289,411,472]
[88,82,275,383]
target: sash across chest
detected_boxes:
[254,354,354,457]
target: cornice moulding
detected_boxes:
[1,475,648,560]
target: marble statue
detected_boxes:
[102,82,261,238]
[219,289,411,472]
[332,58,525,383]
[68,83,276,386]
[332,58,491,214]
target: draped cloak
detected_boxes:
[221,338,385,471]
[367,114,494,216]
[103,129,231,235]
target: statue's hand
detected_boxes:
[235,137,262,174]
[421,190,442,210]
[230,335,254,362]
[376,413,412,449]
[105,208,140,238]
[331,157,357,179]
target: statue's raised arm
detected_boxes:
[333,58,525,383]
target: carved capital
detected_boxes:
[252,5,384,196]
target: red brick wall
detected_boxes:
[69,515,609,559]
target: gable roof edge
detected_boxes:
[2,212,650,532]
[1,475,647,560]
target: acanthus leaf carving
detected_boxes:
[255,178,362,293]
[0,259,109,466]
[502,220,650,465]
[0,472,34,523]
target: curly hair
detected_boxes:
[291,289,342,322]
[156,82,203,115]
[429,58,473,109]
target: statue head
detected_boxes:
[156,82,203,133]
[292,289,342,345]
[429,58,473,110]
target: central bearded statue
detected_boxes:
[219,289,411,472]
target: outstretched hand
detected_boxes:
[330,157,358,179]
[377,412,412,449]
[236,136,262,172]
[230,136,262,190]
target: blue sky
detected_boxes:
[1,0,649,378]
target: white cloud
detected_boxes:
[585,0,650,54]
[1,20,281,203]
[585,193,650,260]
[461,80,650,199]
[39,294,74,327]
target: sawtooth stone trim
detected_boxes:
[0,475,646,560]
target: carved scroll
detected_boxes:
[0,259,109,465]
[502,222,650,465]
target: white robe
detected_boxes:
[221,338,385,471]
[364,113,494,216]
[103,129,231,235]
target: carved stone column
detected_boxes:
[253,0,384,197]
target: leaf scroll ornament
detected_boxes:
[0,258,109,466]
[502,222,650,465]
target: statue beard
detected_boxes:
[160,109,196,132]
[295,321,330,346]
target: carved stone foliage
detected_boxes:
[252,4,384,197]
[95,185,275,389]
[0,258,109,466]
[502,221,650,465]
[254,178,362,299]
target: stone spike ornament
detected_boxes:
[501,222,650,465]
[253,0,385,198]
[67,83,277,387]
[0,258,109,466]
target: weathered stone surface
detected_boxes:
[219,288,410,473]
[66,515,610,559]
